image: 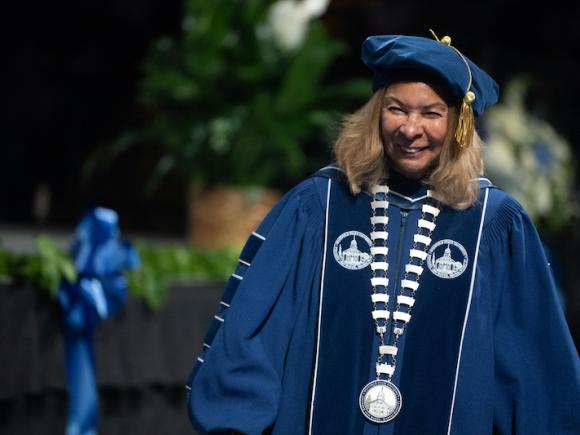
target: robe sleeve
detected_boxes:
[483,195,580,434]
[186,179,325,435]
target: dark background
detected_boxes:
[3,0,580,233]
[3,0,580,347]
[1,2,579,432]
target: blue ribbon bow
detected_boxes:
[58,207,139,435]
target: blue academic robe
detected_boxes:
[186,166,580,435]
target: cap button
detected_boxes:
[465,91,476,103]
[441,36,452,46]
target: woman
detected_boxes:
[186,33,580,435]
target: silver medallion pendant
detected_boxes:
[359,379,402,423]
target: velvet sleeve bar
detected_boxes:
[186,179,325,435]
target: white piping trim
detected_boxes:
[308,178,332,435]
[232,273,243,280]
[446,187,489,435]
[238,259,251,266]
[197,357,205,363]
[214,315,224,322]
[252,231,266,240]
[219,301,230,308]
[364,177,493,202]
[389,190,429,203]
[185,385,192,391]
[320,164,344,173]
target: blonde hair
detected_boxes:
[333,87,483,209]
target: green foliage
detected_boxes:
[0,236,236,309]
[127,243,237,308]
[0,236,76,298]
[87,0,370,190]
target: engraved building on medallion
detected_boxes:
[364,387,394,418]
[333,231,372,270]
[427,239,468,279]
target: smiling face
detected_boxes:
[381,81,452,180]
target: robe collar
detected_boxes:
[359,170,430,210]
[380,170,429,209]
[316,164,493,210]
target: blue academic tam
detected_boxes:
[361,34,499,116]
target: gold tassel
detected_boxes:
[455,91,475,149]
[429,30,476,150]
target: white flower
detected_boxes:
[484,137,517,174]
[267,1,309,51]
[266,0,331,51]
[302,0,331,16]
[533,176,553,216]
[482,77,575,229]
